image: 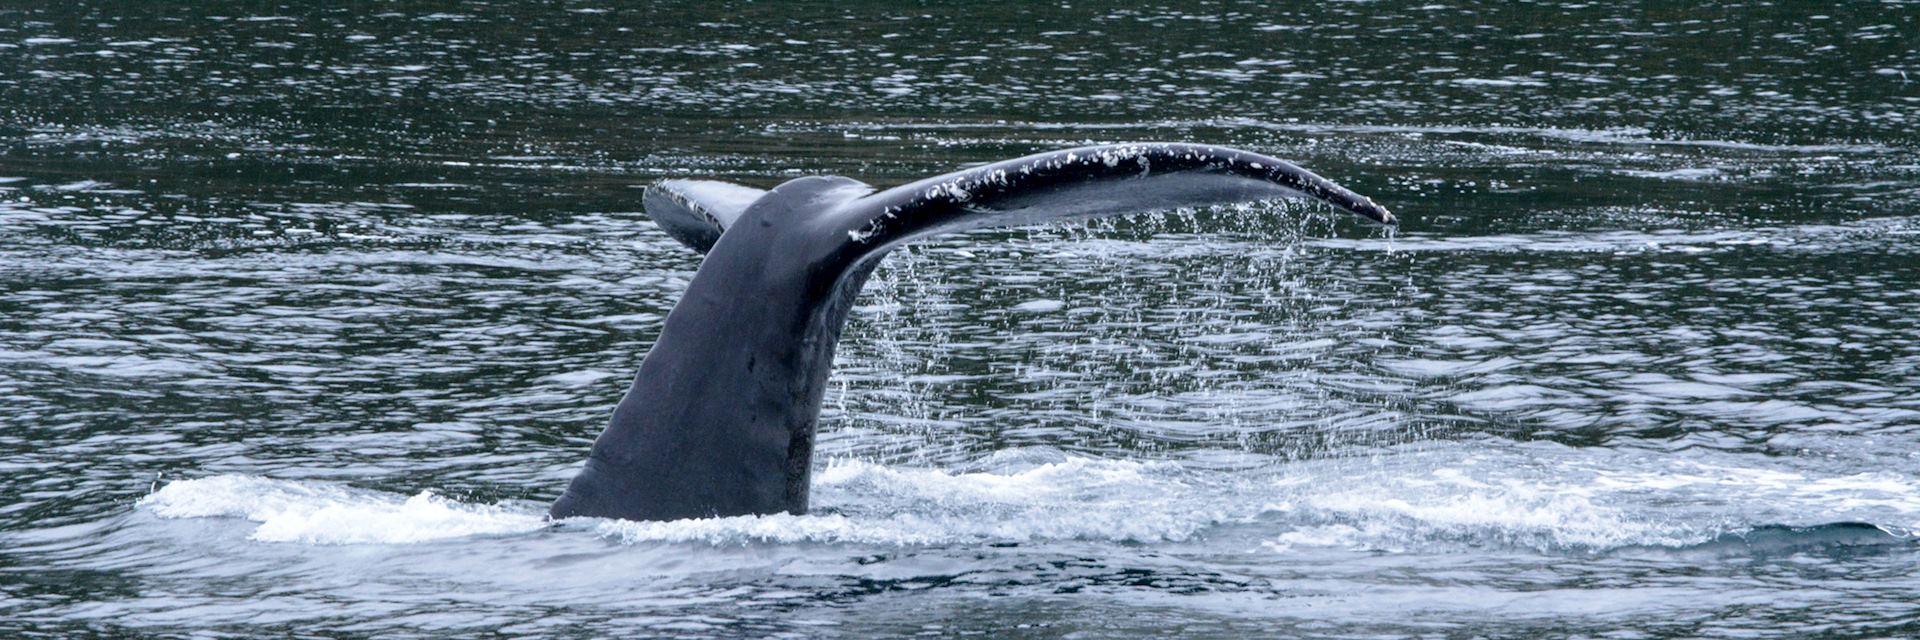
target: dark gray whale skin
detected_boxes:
[549,143,1395,522]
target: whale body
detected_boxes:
[550,143,1395,522]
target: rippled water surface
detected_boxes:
[4,1,1919,638]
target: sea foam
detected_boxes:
[139,475,545,544]
[136,449,1913,551]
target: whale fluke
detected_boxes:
[643,179,767,253]
[553,143,1395,522]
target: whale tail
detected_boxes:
[554,143,1394,522]
[642,179,766,253]
[642,144,1393,258]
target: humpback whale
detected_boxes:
[550,143,1395,522]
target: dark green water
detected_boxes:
[3,1,1918,638]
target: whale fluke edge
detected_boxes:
[551,143,1395,522]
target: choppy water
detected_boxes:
[4,1,1919,638]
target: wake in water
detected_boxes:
[137,446,1920,556]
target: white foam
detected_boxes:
[1279,471,1671,550]
[134,451,1920,551]
[1588,463,1920,516]
[139,475,545,544]
[1264,524,1367,552]
[1268,451,1920,553]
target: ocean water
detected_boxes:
[2,1,1918,637]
